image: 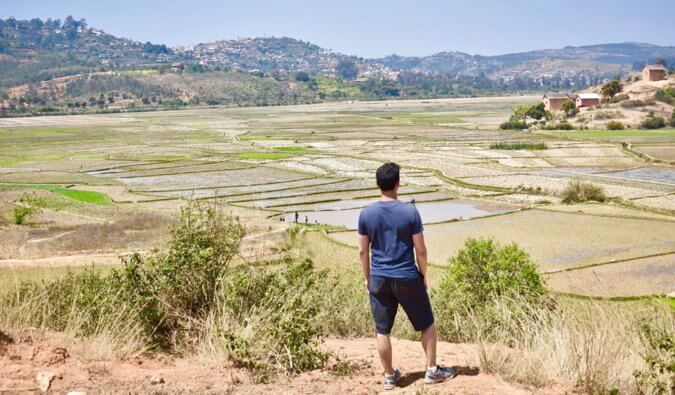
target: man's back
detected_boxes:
[358,200,423,280]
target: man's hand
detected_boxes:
[423,276,429,289]
[364,278,370,294]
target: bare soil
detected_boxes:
[0,330,557,394]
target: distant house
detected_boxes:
[642,64,667,81]
[543,92,576,112]
[170,62,183,72]
[576,93,601,108]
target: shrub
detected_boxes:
[670,110,675,127]
[633,322,675,394]
[641,116,666,129]
[561,180,606,203]
[606,121,625,130]
[653,87,675,105]
[215,260,328,380]
[433,238,548,342]
[499,120,528,130]
[594,111,623,120]
[608,93,629,103]
[601,80,621,98]
[621,99,647,108]
[543,122,574,130]
[12,205,40,225]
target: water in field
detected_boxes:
[601,167,675,184]
[281,199,511,229]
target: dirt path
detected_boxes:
[0,332,555,394]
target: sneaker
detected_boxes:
[383,368,401,390]
[424,365,455,384]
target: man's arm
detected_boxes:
[412,232,429,288]
[358,234,370,292]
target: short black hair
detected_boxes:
[376,162,400,191]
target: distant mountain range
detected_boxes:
[2,16,673,89]
[1,16,674,117]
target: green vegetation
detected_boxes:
[489,141,548,150]
[608,93,629,104]
[499,120,528,130]
[543,122,574,130]
[607,121,625,130]
[653,87,675,105]
[561,180,606,204]
[601,80,621,98]
[273,146,306,153]
[433,237,548,342]
[236,152,292,160]
[12,204,40,225]
[0,184,109,205]
[641,116,667,130]
[561,100,578,117]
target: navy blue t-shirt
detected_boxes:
[357,200,423,280]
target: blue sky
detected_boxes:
[2,0,674,57]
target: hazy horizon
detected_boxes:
[2,0,675,58]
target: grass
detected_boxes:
[236,152,291,160]
[489,141,548,150]
[0,184,110,205]
[273,146,306,153]
[561,180,606,204]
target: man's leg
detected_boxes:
[421,323,437,368]
[377,333,394,375]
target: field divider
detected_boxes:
[542,250,675,275]
[126,175,321,193]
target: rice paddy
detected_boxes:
[0,96,673,298]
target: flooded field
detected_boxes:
[280,199,516,229]
[1,96,674,297]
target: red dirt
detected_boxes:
[0,331,561,394]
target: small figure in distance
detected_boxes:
[294,211,299,223]
[305,215,309,224]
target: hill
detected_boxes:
[376,43,675,80]
[1,16,674,117]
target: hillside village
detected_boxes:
[504,63,675,132]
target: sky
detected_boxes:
[2,0,674,58]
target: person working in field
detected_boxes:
[358,162,454,390]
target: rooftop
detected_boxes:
[642,64,667,71]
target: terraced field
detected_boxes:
[0,96,673,297]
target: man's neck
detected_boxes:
[380,190,397,201]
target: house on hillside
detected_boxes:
[543,92,576,112]
[576,93,600,108]
[170,62,183,72]
[642,64,667,81]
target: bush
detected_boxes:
[641,116,666,129]
[2,202,334,380]
[633,322,675,394]
[12,205,40,225]
[606,121,624,130]
[542,122,574,130]
[671,110,675,127]
[561,180,606,203]
[653,87,675,105]
[433,238,548,342]
[608,93,629,104]
[499,120,528,130]
[621,99,647,108]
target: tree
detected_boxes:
[561,100,578,117]
[295,71,310,82]
[601,80,621,98]
[336,59,358,79]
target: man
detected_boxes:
[358,162,454,390]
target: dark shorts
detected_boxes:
[368,275,435,335]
